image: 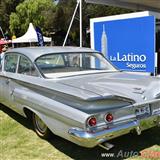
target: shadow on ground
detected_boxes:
[1,104,160,160]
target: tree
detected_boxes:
[83,3,133,46]
[0,0,24,38]
[52,0,78,45]
[8,0,133,45]
[9,0,56,36]
[53,0,133,46]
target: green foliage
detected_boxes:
[9,0,56,36]
[1,0,133,44]
[0,0,24,37]
[54,0,133,46]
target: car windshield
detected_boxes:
[35,52,117,78]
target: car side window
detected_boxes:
[18,55,38,77]
[4,54,18,73]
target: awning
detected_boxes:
[85,0,160,12]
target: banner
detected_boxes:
[91,15,155,73]
[36,27,44,46]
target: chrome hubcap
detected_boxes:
[35,115,47,133]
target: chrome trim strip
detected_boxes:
[69,120,138,140]
[68,114,160,148]
[133,99,160,107]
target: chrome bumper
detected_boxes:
[68,114,160,148]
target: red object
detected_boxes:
[105,113,113,122]
[0,45,2,53]
[0,39,11,53]
[0,39,11,45]
[87,117,97,127]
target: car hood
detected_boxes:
[58,71,160,103]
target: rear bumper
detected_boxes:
[68,114,160,148]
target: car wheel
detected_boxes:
[32,113,51,139]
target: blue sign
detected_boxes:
[92,16,155,73]
[36,27,44,46]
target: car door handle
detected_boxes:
[5,79,10,85]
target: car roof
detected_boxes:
[5,46,99,62]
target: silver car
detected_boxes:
[0,47,160,150]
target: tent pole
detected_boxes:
[63,0,80,46]
[80,0,82,47]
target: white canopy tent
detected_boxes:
[12,23,51,43]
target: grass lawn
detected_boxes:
[0,104,160,160]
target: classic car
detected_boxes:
[0,47,160,150]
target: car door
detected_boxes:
[2,53,39,115]
[0,53,4,102]
[2,53,19,108]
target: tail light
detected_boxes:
[105,113,113,122]
[87,117,97,127]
